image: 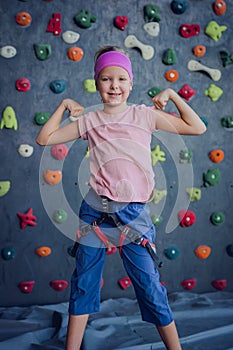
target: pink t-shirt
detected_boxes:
[78,105,157,202]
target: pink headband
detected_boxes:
[94,51,133,82]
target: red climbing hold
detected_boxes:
[46,13,62,35]
[178,84,196,101]
[118,277,132,290]
[18,281,35,293]
[50,280,68,291]
[114,16,128,31]
[17,208,37,229]
[179,23,201,38]
[211,279,227,290]
[181,278,196,290]
[15,78,31,92]
[178,210,196,227]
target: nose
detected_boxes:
[110,79,119,89]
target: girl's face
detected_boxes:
[97,66,132,108]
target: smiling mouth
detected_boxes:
[108,93,121,96]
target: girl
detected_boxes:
[36,46,206,350]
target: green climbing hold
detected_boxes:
[186,187,201,201]
[34,112,50,125]
[210,212,225,225]
[162,48,177,65]
[34,44,52,60]
[151,145,166,166]
[204,84,223,102]
[147,86,161,98]
[74,10,96,28]
[203,168,220,187]
[221,116,233,128]
[151,214,163,226]
[53,209,68,223]
[1,106,18,130]
[153,189,167,204]
[164,246,180,260]
[205,21,227,42]
[0,181,11,197]
[226,245,233,257]
[144,5,161,22]
[84,79,96,93]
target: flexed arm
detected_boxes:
[36,99,84,146]
[152,88,206,135]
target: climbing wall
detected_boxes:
[0,0,232,307]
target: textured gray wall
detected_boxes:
[0,0,232,306]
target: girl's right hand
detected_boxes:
[62,99,84,117]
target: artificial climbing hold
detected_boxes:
[0,45,17,58]
[203,168,220,187]
[106,246,117,255]
[143,5,161,22]
[143,22,160,37]
[18,281,35,293]
[188,60,221,81]
[124,35,154,60]
[211,279,227,291]
[179,150,192,163]
[0,181,11,197]
[34,44,52,60]
[35,246,52,257]
[52,209,68,223]
[151,145,166,166]
[50,80,66,94]
[205,21,227,42]
[226,244,233,257]
[193,45,206,57]
[84,79,96,93]
[220,50,233,67]
[67,47,83,61]
[62,30,80,44]
[181,278,196,290]
[74,10,96,28]
[43,170,62,185]
[221,116,233,128]
[208,149,224,163]
[151,215,163,226]
[195,245,211,259]
[164,246,180,260]
[178,210,196,227]
[15,12,32,27]
[164,69,179,82]
[213,0,226,15]
[210,212,225,225]
[17,208,37,229]
[186,187,201,201]
[34,112,50,125]
[118,277,132,290]
[153,189,167,204]
[50,280,68,291]
[1,106,18,130]
[147,86,161,98]
[162,48,177,65]
[46,13,62,36]
[18,144,34,157]
[178,84,196,101]
[15,78,31,92]
[179,23,201,38]
[1,247,16,260]
[170,0,187,14]
[51,144,68,160]
[204,84,223,102]
[114,16,128,31]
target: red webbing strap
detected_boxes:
[118,231,127,257]
[92,223,111,248]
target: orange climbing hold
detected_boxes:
[43,170,62,185]
[193,45,206,57]
[35,246,52,257]
[213,0,226,16]
[15,12,32,27]
[67,47,83,61]
[195,245,211,259]
[164,69,179,82]
[208,149,224,163]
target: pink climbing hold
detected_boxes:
[17,208,37,229]
[181,278,196,290]
[50,280,68,291]
[178,210,196,227]
[118,277,132,290]
[51,144,69,160]
[178,84,196,101]
[18,281,35,293]
[211,279,227,290]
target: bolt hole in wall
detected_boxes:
[0,0,232,307]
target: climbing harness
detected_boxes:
[70,195,163,268]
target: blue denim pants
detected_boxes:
[69,189,174,326]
